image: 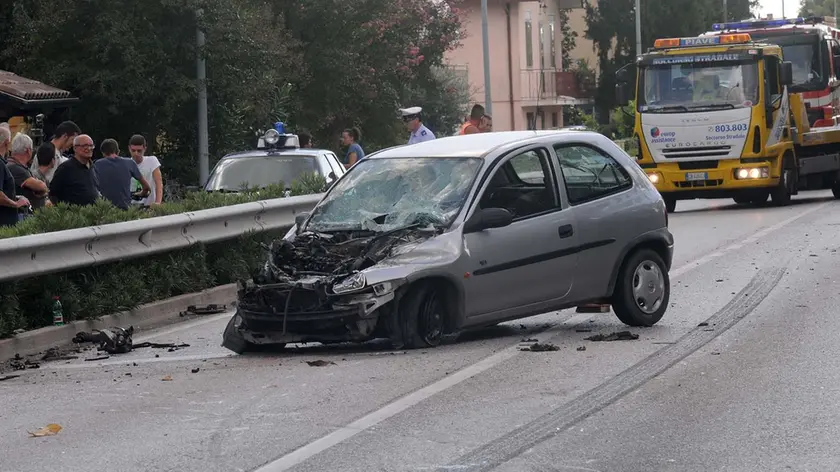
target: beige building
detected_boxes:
[445,0,597,132]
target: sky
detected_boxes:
[755,0,796,19]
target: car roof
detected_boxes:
[221,149,324,160]
[367,130,608,159]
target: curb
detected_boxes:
[0,283,238,362]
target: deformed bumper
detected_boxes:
[232,287,396,345]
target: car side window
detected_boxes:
[478,147,559,220]
[554,144,632,205]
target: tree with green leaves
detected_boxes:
[800,0,837,17]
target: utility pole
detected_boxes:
[196,9,210,186]
[782,0,785,18]
[635,0,642,56]
[723,0,727,22]
[480,0,493,116]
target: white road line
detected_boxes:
[253,199,833,472]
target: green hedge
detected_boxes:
[0,174,327,338]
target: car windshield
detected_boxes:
[305,157,483,233]
[638,57,760,112]
[205,155,319,191]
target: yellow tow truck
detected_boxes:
[615,32,840,212]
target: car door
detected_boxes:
[462,145,579,323]
[553,141,635,301]
[325,152,345,179]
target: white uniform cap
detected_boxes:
[399,107,423,117]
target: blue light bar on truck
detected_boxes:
[712,17,804,31]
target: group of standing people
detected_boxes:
[338,103,494,170]
[0,120,164,227]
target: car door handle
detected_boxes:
[558,224,574,239]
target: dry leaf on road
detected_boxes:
[29,424,62,437]
[162,375,173,381]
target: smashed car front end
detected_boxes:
[224,227,438,350]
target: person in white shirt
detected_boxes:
[127,134,163,206]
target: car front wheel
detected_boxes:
[391,283,446,349]
[612,249,670,327]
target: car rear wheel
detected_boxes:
[392,283,446,349]
[612,249,670,327]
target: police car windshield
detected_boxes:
[205,154,318,191]
[638,57,759,113]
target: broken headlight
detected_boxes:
[332,272,366,295]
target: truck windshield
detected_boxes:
[747,33,825,90]
[638,59,759,113]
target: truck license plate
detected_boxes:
[685,172,708,181]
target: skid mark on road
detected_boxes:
[443,268,786,472]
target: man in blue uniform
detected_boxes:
[400,107,436,145]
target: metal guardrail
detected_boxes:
[0,193,324,282]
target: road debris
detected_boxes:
[576,346,586,352]
[28,424,62,437]
[0,374,21,381]
[697,322,709,327]
[134,342,191,349]
[85,356,110,362]
[73,326,134,354]
[162,375,173,381]
[180,304,227,317]
[575,329,592,333]
[191,368,200,373]
[10,354,40,371]
[521,338,538,343]
[520,342,560,352]
[306,360,336,367]
[576,304,611,313]
[585,331,639,342]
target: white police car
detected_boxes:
[203,123,345,194]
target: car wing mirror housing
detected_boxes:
[294,211,310,232]
[463,208,514,233]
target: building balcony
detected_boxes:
[520,69,594,105]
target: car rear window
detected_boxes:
[205,155,319,191]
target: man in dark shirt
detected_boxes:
[49,134,100,206]
[7,133,48,210]
[0,162,28,226]
[93,138,150,209]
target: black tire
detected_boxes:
[832,183,840,199]
[733,196,751,205]
[751,192,769,204]
[663,198,676,213]
[221,313,286,354]
[612,249,670,327]
[770,167,793,206]
[391,283,446,350]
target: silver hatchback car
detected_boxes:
[223,130,674,353]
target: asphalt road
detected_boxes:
[3,192,840,472]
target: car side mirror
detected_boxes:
[779,61,793,87]
[615,83,630,107]
[294,211,310,230]
[328,171,337,181]
[463,208,514,234]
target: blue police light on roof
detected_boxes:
[274,121,286,134]
[712,17,804,30]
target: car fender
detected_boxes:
[605,228,674,296]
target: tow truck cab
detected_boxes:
[616,32,840,210]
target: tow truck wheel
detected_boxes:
[663,198,676,213]
[752,192,769,204]
[733,196,751,205]
[770,169,794,206]
[392,283,446,350]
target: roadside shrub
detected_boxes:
[0,174,326,338]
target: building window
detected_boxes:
[525,11,533,69]
[551,112,558,128]
[527,112,535,130]
[549,15,556,69]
